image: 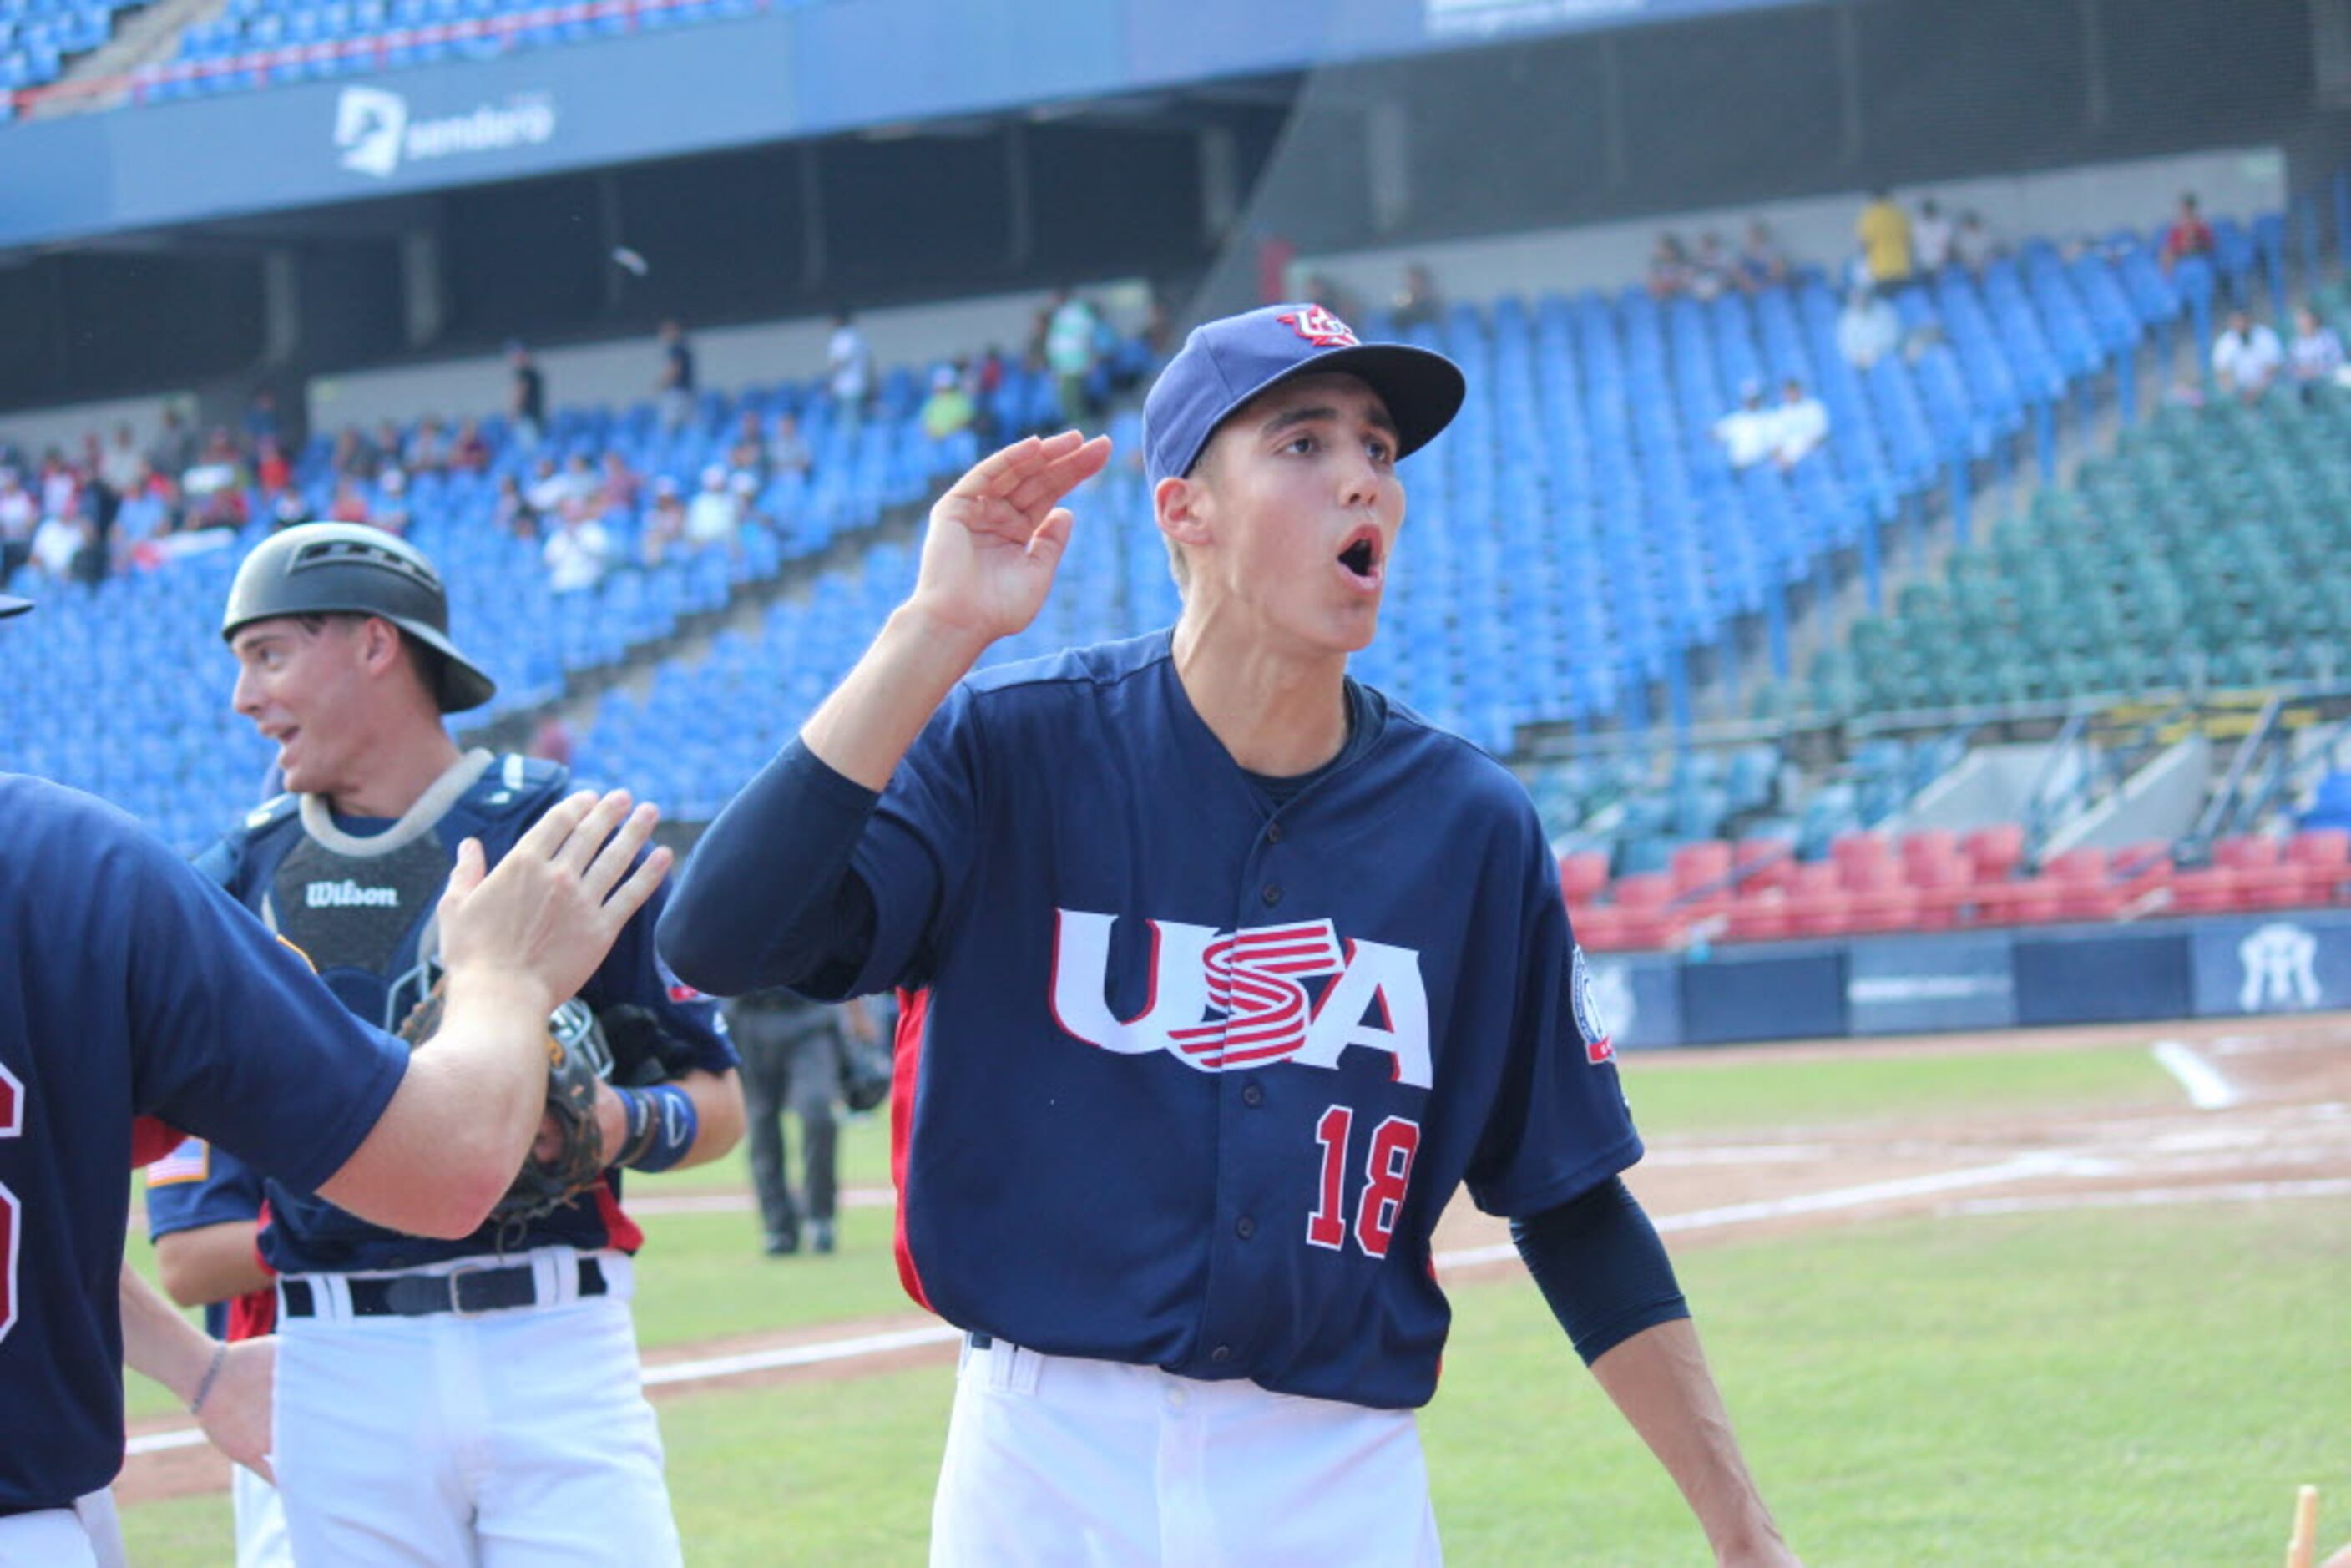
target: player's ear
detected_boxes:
[1155,474,1212,553]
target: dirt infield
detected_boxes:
[116,1014,2351,1507]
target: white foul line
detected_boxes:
[2151,1040,2240,1110]
[1427,1152,2082,1272]
[1941,1177,2351,1217]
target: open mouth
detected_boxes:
[1337,527,1382,581]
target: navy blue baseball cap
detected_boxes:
[0,594,29,619]
[1142,303,1466,487]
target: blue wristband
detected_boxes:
[618,1083,699,1173]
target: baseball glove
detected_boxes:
[394,984,615,1224]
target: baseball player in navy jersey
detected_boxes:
[144,1136,291,1565]
[0,580,670,1566]
[661,305,1799,1565]
[188,523,744,1565]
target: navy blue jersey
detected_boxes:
[195,751,732,1275]
[820,631,1640,1410]
[146,1136,269,1339]
[0,775,407,1510]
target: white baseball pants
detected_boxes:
[932,1337,1443,1567]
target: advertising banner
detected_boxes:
[1677,944,1845,1045]
[2187,910,2351,1019]
[1845,932,2017,1036]
[2012,927,2192,1025]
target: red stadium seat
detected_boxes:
[1733,837,1798,893]
[2042,847,2109,884]
[1839,855,1905,895]
[1612,872,1674,909]
[1899,828,1957,870]
[2212,834,2283,871]
[1784,887,1856,938]
[1572,904,1629,951]
[1979,876,2063,926]
[2169,868,2235,915]
[2287,830,2351,904]
[1723,891,1791,943]
[1848,887,1923,934]
[2111,840,2174,900]
[1963,824,2025,883]
[1828,832,1893,875]
[1558,852,1610,904]
[1669,840,1734,895]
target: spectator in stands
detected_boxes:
[38,449,79,525]
[2212,307,2284,402]
[509,341,547,450]
[1838,285,1901,370]
[1689,233,1733,302]
[270,489,309,532]
[150,408,197,480]
[727,472,762,549]
[726,412,767,486]
[1735,220,1788,294]
[371,420,406,476]
[2288,305,2345,402]
[1302,271,1362,326]
[99,424,144,498]
[245,389,280,448]
[523,454,565,514]
[1046,291,1103,427]
[685,463,738,554]
[112,463,174,550]
[1913,198,1953,272]
[598,451,641,515]
[1953,210,1998,275]
[0,468,33,586]
[2160,191,2217,276]
[327,478,370,525]
[642,476,687,565]
[255,437,291,496]
[331,425,377,482]
[544,496,613,594]
[920,366,976,443]
[29,510,96,584]
[656,319,697,431]
[1646,232,1691,301]
[1393,264,1442,330]
[1857,188,1914,292]
[827,311,872,427]
[768,412,813,481]
[495,473,541,540]
[406,417,450,475]
[371,468,412,536]
[528,713,575,767]
[449,417,491,474]
[1712,381,1777,471]
[1772,377,1831,470]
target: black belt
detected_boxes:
[282,1257,607,1319]
[968,1331,993,1349]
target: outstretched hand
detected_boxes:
[437,789,670,1014]
[909,430,1113,646]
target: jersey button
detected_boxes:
[1261,883,1282,907]
[1241,1082,1264,1107]
[1211,1344,1233,1364]
[1235,1216,1256,1239]
[1265,821,1284,844]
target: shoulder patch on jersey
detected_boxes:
[1570,944,1615,1065]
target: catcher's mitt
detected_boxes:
[395,983,614,1224]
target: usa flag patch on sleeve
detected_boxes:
[146,1136,210,1186]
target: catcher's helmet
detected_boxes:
[222,524,495,712]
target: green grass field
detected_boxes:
[119,1038,2351,1564]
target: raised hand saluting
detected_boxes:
[910,430,1114,645]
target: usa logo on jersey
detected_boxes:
[1049,909,1432,1088]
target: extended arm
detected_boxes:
[659,432,1109,997]
[120,1265,275,1480]
[1513,1181,1794,1565]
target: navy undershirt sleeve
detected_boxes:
[1509,1176,1691,1366]
[655,738,884,998]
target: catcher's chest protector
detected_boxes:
[267,827,451,1029]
